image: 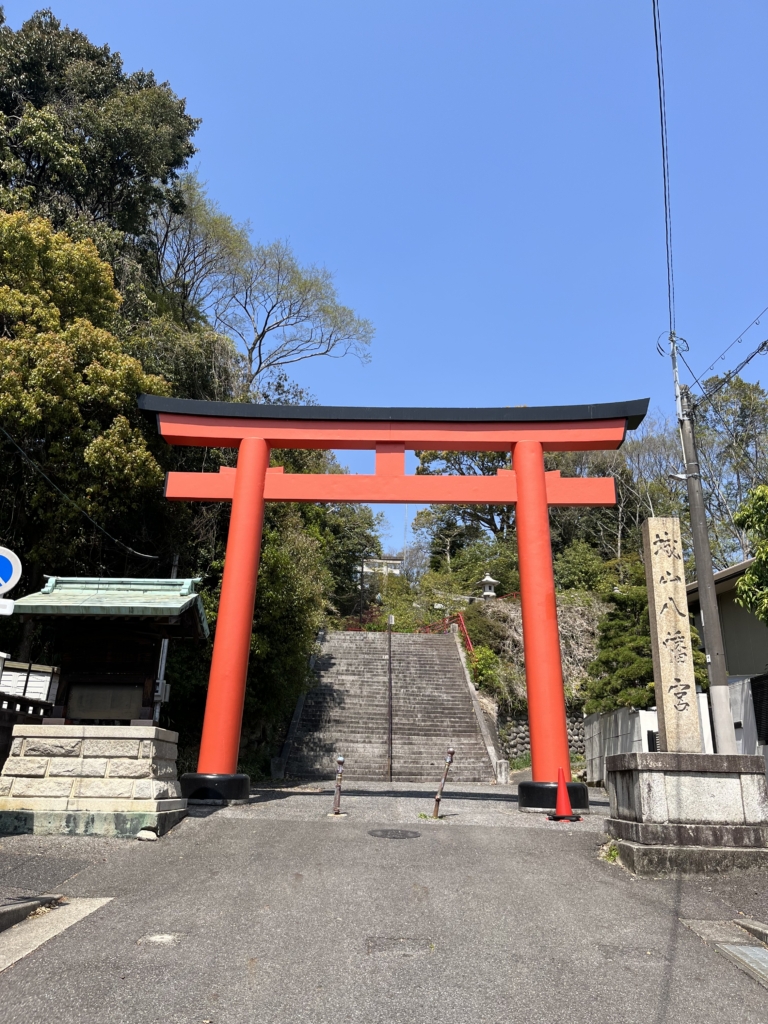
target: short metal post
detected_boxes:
[332,756,345,814]
[432,747,455,818]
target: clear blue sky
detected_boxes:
[6,2,768,547]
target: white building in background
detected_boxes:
[359,558,403,577]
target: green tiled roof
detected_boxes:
[14,577,209,637]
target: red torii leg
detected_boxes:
[184,436,270,802]
[515,439,585,812]
[515,439,570,779]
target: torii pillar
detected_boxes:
[514,440,575,812]
[138,394,649,808]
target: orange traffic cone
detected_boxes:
[547,766,582,822]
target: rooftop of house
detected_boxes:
[687,559,754,604]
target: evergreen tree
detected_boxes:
[735,484,768,622]
[584,586,707,714]
[0,9,198,236]
[0,12,381,771]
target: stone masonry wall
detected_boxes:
[0,726,183,809]
[501,712,585,761]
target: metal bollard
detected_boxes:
[432,747,455,818]
[332,755,345,814]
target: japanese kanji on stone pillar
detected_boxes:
[139,393,649,809]
[642,517,703,753]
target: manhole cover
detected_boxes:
[368,829,421,840]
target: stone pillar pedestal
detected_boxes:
[0,725,187,837]
[605,752,768,875]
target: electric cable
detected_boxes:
[677,349,767,482]
[678,348,749,444]
[0,423,159,560]
[679,337,768,412]
[690,304,768,389]
[652,0,675,337]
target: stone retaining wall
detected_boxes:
[501,711,585,760]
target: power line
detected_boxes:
[0,424,158,561]
[678,345,768,485]
[652,0,675,337]
[678,349,755,456]
[680,337,768,412]
[688,303,768,389]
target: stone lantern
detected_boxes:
[478,573,500,600]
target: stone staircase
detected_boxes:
[284,631,495,783]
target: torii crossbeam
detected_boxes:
[139,395,649,809]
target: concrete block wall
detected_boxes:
[586,688,751,785]
[0,725,184,812]
[585,707,659,785]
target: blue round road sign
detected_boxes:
[0,547,22,595]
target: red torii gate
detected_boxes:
[139,394,648,808]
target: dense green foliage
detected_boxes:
[0,9,197,236]
[460,602,509,654]
[584,588,708,714]
[0,10,379,771]
[0,210,168,576]
[734,485,768,624]
[583,589,656,713]
[554,540,613,593]
[470,645,502,697]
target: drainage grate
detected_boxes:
[717,943,768,988]
[368,828,421,840]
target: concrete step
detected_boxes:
[285,631,494,783]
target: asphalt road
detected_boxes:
[1,780,767,1024]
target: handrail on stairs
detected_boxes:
[454,612,474,658]
[417,613,474,659]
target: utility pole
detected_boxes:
[670,344,736,754]
[651,0,736,754]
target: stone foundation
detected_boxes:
[605,752,768,875]
[0,725,187,837]
[614,840,768,876]
[501,711,585,760]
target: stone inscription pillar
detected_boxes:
[642,517,703,753]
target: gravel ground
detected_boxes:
[214,775,612,831]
